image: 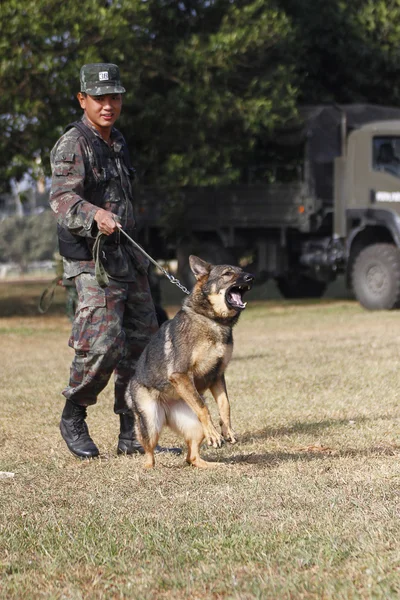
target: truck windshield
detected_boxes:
[373,137,400,178]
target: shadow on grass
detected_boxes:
[218,443,400,466]
[205,414,400,466]
[239,415,397,442]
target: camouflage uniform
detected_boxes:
[50,115,158,413]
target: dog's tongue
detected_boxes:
[230,290,245,308]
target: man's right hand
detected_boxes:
[94,209,121,236]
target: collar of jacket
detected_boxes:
[80,115,124,149]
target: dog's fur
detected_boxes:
[127,255,254,468]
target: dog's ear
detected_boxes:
[189,255,212,280]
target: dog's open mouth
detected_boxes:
[226,283,251,310]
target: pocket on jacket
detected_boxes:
[69,290,107,353]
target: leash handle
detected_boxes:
[38,223,190,315]
[38,276,62,313]
[118,227,190,295]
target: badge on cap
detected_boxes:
[80,63,126,94]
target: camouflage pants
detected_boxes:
[63,271,158,412]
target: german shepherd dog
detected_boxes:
[127,255,254,468]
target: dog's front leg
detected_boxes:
[210,375,237,444]
[169,372,223,448]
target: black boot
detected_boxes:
[60,400,99,459]
[117,411,182,456]
[117,412,145,455]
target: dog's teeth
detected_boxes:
[243,302,247,307]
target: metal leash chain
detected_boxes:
[118,227,190,295]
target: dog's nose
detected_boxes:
[244,273,255,283]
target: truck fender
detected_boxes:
[346,208,400,257]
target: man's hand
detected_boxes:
[94,209,121,235]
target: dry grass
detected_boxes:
[1,282,400,599]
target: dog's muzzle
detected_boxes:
[226,273,254,310]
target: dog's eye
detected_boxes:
[222,270,232,277]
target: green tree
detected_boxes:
[0,0,136,192]
[121,0,299,186]
[1,0,298,192]
[280,0,400,104]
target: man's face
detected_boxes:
[78,93,122,135]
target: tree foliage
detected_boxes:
[2,0,400,196]
[1,0,298,191]
[281,0,400,104]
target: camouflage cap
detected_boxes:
[80,63,126,95]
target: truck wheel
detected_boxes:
[276,274,327,299]
[351,243,400,310]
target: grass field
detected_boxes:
[1,280,400,599]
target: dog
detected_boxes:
[127,255,254,468]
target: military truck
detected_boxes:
[135,104,400,309]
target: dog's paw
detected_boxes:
[204,425,223,448]
[221,425,237,444]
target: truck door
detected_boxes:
[347,125,400,211]
[347,126,400,310]
[371,135,400,205]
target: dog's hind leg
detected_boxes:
[185,439,221,469]
[134,387,166,469]
[143,447,156,469]
[140,422,162,470]
[167,400,220,469]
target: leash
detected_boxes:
[38,275,62,314]
[39,226,190,314]
[119,227,190,294]
[93,227,190,295]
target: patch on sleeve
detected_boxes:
[54,152,76,176]
[55,152,75,163]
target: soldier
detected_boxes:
[49,63,181,459]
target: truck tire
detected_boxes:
[276,274,327,299]
[351,243,400,310]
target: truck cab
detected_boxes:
[334,115,400,309]
[279,104,400,309]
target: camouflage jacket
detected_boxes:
[49,115,148,280]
